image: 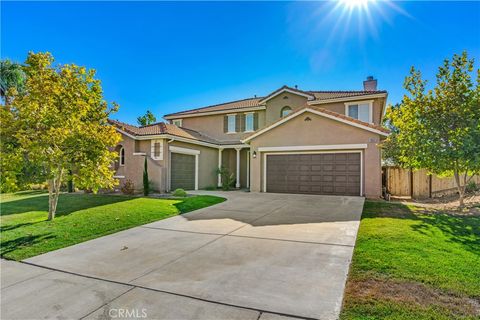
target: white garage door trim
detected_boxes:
[169,146,200,191]
[263,149,364,196]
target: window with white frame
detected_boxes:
[346,101,372,123]
[227,114,236,133]
[119,147,125,166]
[245,113,254,132]
[172,119,182,127]
[150,139,163,160]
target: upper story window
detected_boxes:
[119,147,125,166]
[151,139,163,160]
[281,106,292,117]
[172,119,182,127]
[345,101,373,123]
[227,114,236,133]
[245,113,254,132]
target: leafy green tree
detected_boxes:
[0,59,26,105]
[137,110,156,126]
[384,51,480,206]
[143,156,150,196]
[0,59,28,192]
[6,52,121,219]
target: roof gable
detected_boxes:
[242,106,389,143]
[258,85,315,104]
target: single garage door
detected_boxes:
[266,152,361,196]
[171,152,195,190]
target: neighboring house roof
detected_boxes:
[108,119,223,145]
[163,85,387,119]
[242,105,390,143]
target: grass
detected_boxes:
[0,191,225,261]
[341,200,480,320]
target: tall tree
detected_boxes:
[143,156,150,196]
[0,59,26,105]
[137,110,156,126]
[7,52,121,219]
[384,51,480,206]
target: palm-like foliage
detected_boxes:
[0,59,26,104]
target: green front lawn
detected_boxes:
[0,191,225,261]
[341,201,480,320]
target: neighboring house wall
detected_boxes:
[248,111,383,198]
[264,92,308,126]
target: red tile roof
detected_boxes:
[108,119,221,144]
[164,97,263,118]
[164,86,387,118]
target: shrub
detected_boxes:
[143,157,149,196]
[466,181,479,193]
[216,166,235,191]
[121,179,135,195]
[172,188,187,197]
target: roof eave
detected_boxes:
[307,92,388,105]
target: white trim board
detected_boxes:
[258,144,367,152]
[262,150,364,196]
[242,107,388,143]
[169,146,201,155]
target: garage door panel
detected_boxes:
[266,152,361,196]
[171,153,195,190]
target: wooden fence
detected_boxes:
[382,166,480,199]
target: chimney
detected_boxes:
[363,76,377,91]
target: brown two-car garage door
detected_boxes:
[266,153,361,196]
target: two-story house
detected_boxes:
[110,77,389,198]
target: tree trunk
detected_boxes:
[453,170,465,207]
[47,170,64,220]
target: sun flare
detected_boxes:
[341,0,375,10]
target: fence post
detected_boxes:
[410,168,414,199]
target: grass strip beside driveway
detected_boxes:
[341,200,480,320]
[0,191,225,261]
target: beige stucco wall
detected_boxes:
[114,133,167,192]
[248,111,383,198]
[264,92,308,126]
[167,140,219,190]
[177,111,266,142]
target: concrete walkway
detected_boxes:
[2,192,364,320]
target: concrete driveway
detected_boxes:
[3,192,364,320]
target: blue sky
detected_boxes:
[2,1,479,124]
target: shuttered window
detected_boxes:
[227,114,236,133]
[245,113,254,132]
[150,139,163,160]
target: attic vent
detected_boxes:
[283,96,289,99]
[304,117,312,121]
